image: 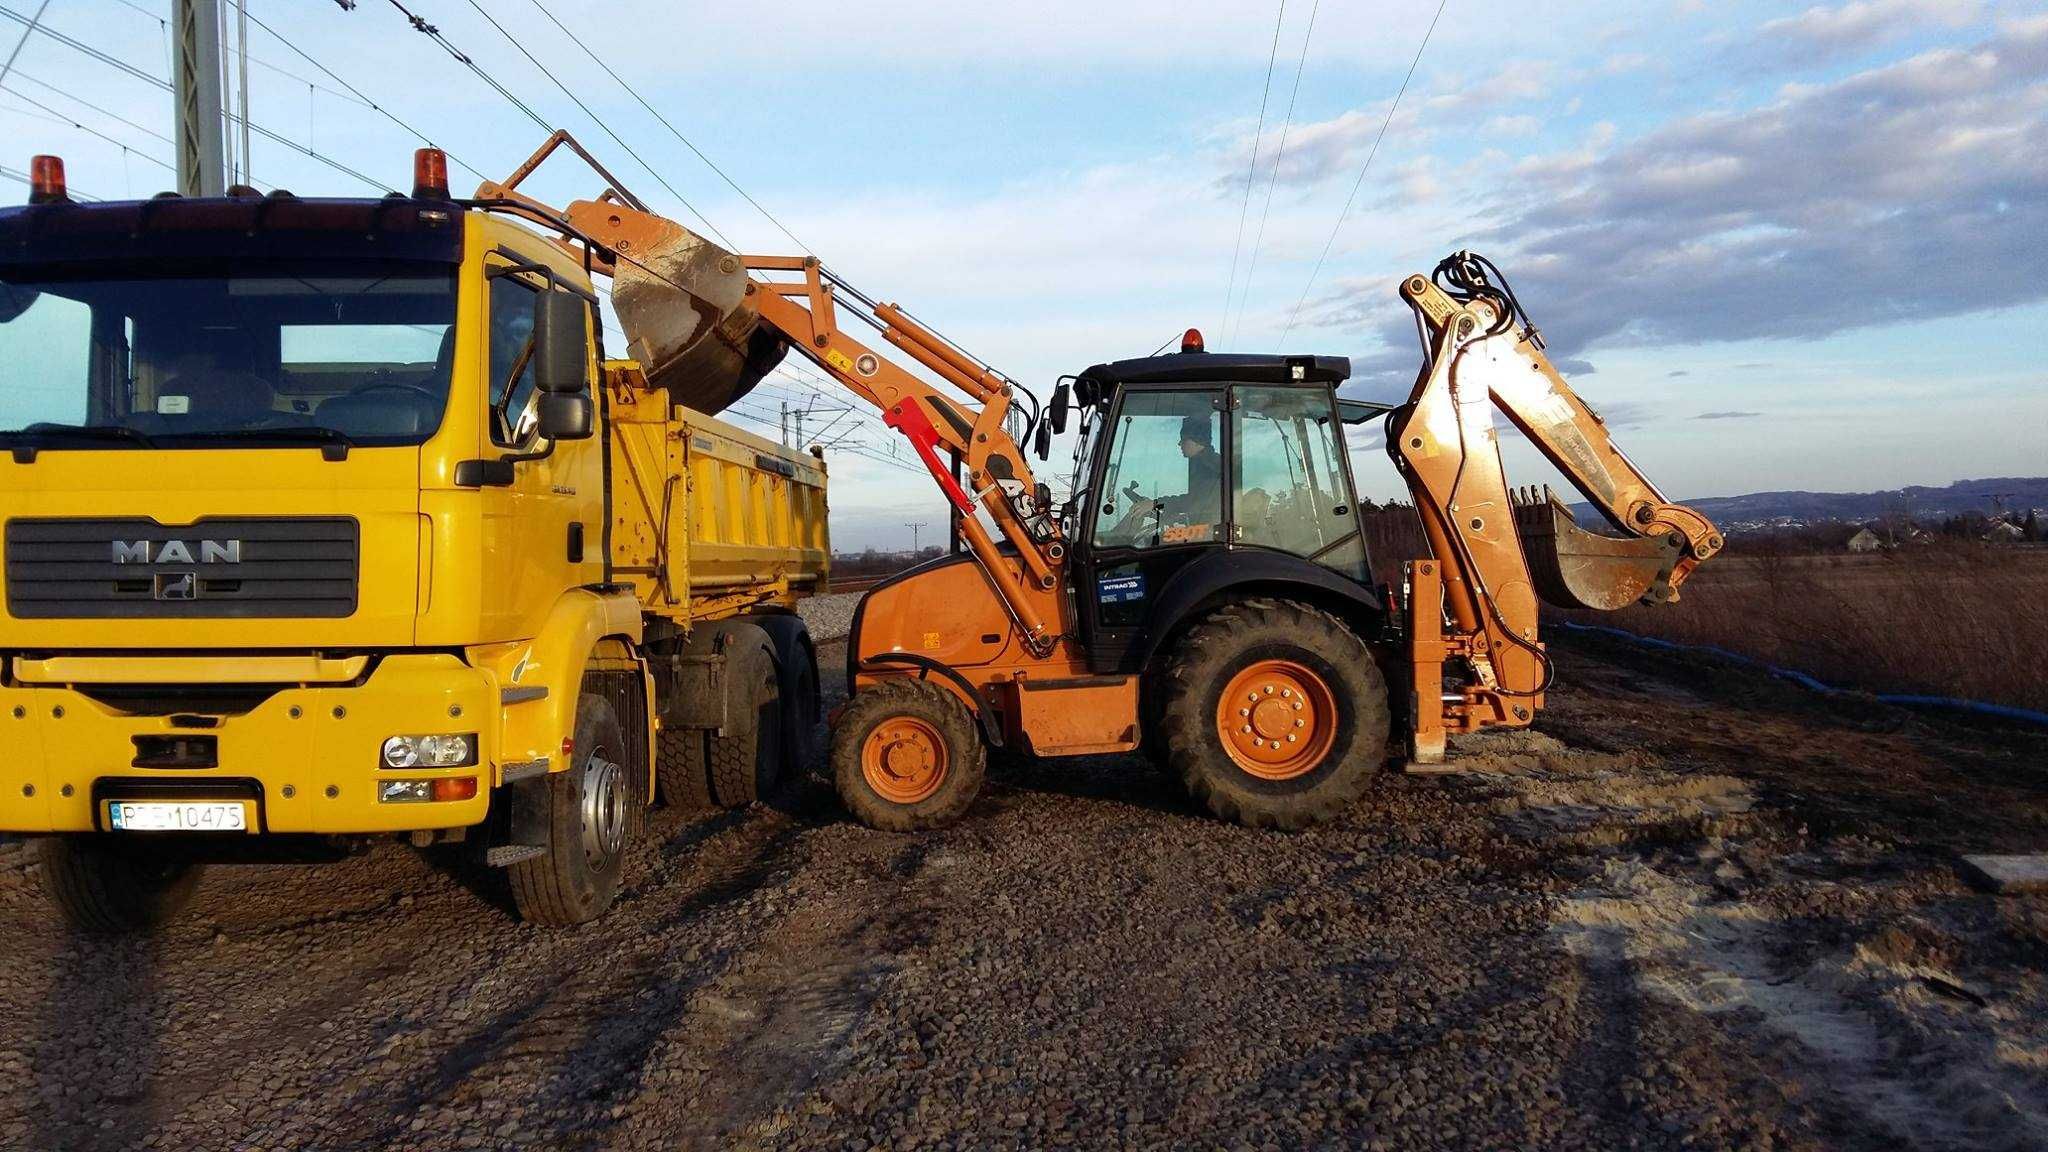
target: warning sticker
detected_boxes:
[825,348,856,374]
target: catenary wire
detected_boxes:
[1228,0,1317,350]
[1278,0,1446,347]
[1222,0,1286,334]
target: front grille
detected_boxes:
[5,517,359,618]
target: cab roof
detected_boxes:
[1078,351,1350,389]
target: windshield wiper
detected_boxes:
[1,423,156,460]
[159,426,356,460]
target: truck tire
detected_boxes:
[708,625,783,808]
[755,614,823,775]
[832,678,985,832]
[1160,597,1390,831]
[655,728,714,812]
[34,836,203,933]
[509,692,633,925]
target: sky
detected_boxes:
[3,0,2044,551]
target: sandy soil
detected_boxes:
[0,606,2043,1151]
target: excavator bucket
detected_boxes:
[590,206,787,414]
[1511,487,1680,610]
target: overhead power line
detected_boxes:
[454,0,735,249]
[1222,1,1286,334]
[0,2,391,191]
[382,0,554,134]
[1279,0,1446,347]
[523,0,811,254]
[7,68,173,143]
[0,80,174,171]
[1229,0,1318,350]
[242,3,486,182]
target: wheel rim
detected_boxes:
[580,746,627,869]
[1216,659,1338,780]
[861,716,949,805]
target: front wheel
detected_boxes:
[35,836,203,933]
[509,692,635,925]
[1160,598,1390,830]
[832,679,985,832]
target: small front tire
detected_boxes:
[832,679,985,832]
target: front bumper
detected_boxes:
[0,654,497,834]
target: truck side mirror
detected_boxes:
[1049,379,1071,435]
[532,291,590,393]
[536,392,594,441]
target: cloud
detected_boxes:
[1311,19,2048,386]
[1552,357,1597,376]
[1757,1,1982,61]
[1695,410,1763,420]
[1667,369,1691,377]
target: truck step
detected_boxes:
[485,845,547,867]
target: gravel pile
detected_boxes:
[1,636,2042,1151]
[798,591,859,643]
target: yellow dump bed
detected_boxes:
[604,361,829,624]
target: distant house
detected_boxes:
[1987,520,2025,542]
[1846,527,1883,553]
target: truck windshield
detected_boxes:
[0,262,458,449]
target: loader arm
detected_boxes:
[473,132,1067,655]
[1388,251,1722,760]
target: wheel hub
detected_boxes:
[1216,659,1338,780]
[580,748,626,869]
[862,717,948,804]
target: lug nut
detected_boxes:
[1241,725,1251,734]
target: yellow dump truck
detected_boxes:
[0,155,827,928]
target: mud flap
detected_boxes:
[485,775,551,868]
[1512,487,1680,611]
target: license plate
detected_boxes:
[107,801,249,832]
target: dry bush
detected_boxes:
[1564,545,2048,713]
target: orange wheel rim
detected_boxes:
[861,716,949,804]
[1215,659,1338,780]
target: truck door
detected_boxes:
[1228,384,1370,582]
[476,258,603,640]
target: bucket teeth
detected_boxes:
[1515,487,1679,611]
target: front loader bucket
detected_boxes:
[598,208,787,414]
[1512,487,1680,610]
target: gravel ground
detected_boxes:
[1,604,2044,1151]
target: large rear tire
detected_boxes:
[708,625,783,808]
[1160,597,1389,830]
[755,614,823,776]
[832,679,985,832]
[35,836,202,933]
[655,727,714,812]
[509,692,633,925]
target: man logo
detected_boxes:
[154,572,198,601]
[111,539,242,565]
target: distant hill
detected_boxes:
[1572,476,2048,528]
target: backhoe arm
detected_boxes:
[1388,251,1721,761]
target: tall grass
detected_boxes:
[1568,547,2048,713]
[1363,502,2048,713]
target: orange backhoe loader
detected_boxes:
[480,134,1721,831]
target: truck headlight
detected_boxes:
[381,734,477,768]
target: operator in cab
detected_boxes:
[1134,413,1222,526]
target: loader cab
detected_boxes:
[1066,350,1372,673]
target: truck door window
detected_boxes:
[1091,390,1222,550]
[488,272,543,447]
[1232,386,1367,580]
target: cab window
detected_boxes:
[488,271,541,447]
[1091,390,1222,550]
[1232,386,1366,579]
